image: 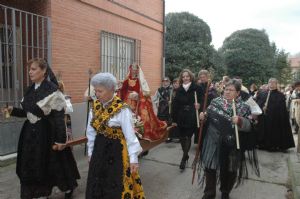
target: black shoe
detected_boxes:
[202,194,215,199]
[165,138,172,143]
[179,155,189,170]
[65,189,73,199]
[173,138,180,143]
[221,193,229,199]
[140,150,149,157]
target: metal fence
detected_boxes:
[0,4,51,156]
[0,3,51,110]
[101,31,141,80]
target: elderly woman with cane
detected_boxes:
[199,79,258,199]
[85,72,145,199]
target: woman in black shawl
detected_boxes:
[256,78,295,151]
[2,58,80,199]
[199,79,258,199]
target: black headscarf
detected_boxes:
[45,59,58,86]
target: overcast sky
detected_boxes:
[165,0,300,55]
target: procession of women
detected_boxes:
[2,59,297,199]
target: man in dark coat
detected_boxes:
[256,78,295,151]
[153,77,173,142]
[195,70,218,144]
[154,77,172,123]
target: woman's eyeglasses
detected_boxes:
[224,88,237,92]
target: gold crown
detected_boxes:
[132,64,138,70]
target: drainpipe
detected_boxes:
[162,0,165,79]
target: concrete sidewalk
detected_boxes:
[0,141,294,199]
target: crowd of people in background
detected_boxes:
[153,68,296,199]
[154,70,298,152]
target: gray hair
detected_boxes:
[198,69,210,77]
[225,79,241,92]
[268,78,278,83]
[91,72,117,91]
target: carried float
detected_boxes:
[54,64,171,152]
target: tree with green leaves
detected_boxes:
[221,29,275,86]
[165,12,222,80]
[274,49,292,85]
[210,48,226,81]
[221,28,291,86]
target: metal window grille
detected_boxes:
[0,4,51,110]
[101,31,141,80]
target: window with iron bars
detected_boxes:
[0,26,14,89]
[101,31,141,80]
[0,4,50,108]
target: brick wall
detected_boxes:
[0,0,31,12]
[50,0,164,102]
[109,0,164,22]
[0,0,164,103]
[0,0,50,16]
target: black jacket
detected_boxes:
[157,86,172,120]
[172,82,202,128]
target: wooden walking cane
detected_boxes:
[194,92,200,128]
[169,88,173,115]
[52,137,88,150]
[232,99,240,150]
[191,81,210,184]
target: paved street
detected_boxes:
[0,138,294,199]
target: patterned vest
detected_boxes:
[91,96,129,140]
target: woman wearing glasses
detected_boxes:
[199,79,258,199]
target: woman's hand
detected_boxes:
[2,106,13,114]
[130,163,139,173]
[232,116,240,125]
[262,106,267,113]
[194,103,200,110]
[250,114,258,120]
[52,143,67,151]
[1,106,13,118]
[199,112,206,121]
[171,122,177,126]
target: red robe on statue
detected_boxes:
[119,65,167,141]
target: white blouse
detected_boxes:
[86,107,143,163]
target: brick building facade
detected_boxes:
[0,0,165,157]
[288,56,300,80]
[1,0,165,102]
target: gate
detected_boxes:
[0,4,51,156]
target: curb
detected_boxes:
[288,152,300,199]
[0,153,17,167]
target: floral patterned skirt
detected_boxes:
[86,134,145,199]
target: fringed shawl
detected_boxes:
[198,96,260,186]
